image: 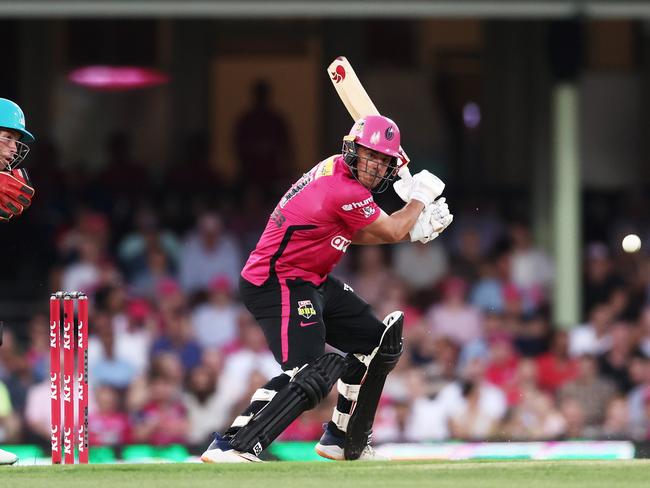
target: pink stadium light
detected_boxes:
[68,66,169,91]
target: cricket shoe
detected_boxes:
[0,448,18,465]
[315,424,388,461]
[201,433,262,463]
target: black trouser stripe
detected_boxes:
[268,224,317,276]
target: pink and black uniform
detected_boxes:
[240,155,385,369]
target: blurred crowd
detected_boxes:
[2,153,650,449]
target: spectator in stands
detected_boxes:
[559,397,588,439]
[440,345,507,440]
[535,329,578,394]
[130,245,177,300]
[508,220,554,310]
[112,298,157,375]
[349,246,393,309]
[179,211,242,294]
[375,278,422,333]
[58,211,118,295]
[599,396,631,439]
[582,242,626,320]
[89,384,131,446]
[183,364,230,445]
[569,302,614,357]
[513,312,551,357]
[118,205,180,281]
[1,326,35,416]
[191,275,240,350]
[133,372,189,445]
[597,321,636,393]
[234,80,292,191]
[61,236,107,294]
[449,226,484,283]
[88,310,137,389]
[628,356,650,437]
[23,376,53,442]
[24,312,50,383]
[418,337,460,398]
[503,388,565,441]
[213,310,281,416]
[484,334,520,405]
[558,353,617,428]
[155,278,187,328]
[393,239,449,295]
[386,367,450,441]
[470,245,512,314]
[200,348,224,379]
[424,276,483,346]
[151,308,203,373]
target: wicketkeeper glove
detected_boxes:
[0,168,35,221]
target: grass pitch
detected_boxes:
[4,460,650,488]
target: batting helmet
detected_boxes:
[342,115,405,193]
[0,98,35,144]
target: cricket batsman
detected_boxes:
[201,115,452,462]
[0,97,35,466]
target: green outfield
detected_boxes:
[4,460,650,488]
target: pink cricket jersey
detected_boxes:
[241,155,381,286]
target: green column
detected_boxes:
[552,83,581,328]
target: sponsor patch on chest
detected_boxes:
[331,235,352,252]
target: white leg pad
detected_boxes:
[231,415,253,428]
[251,388,277,403]
[332,408,351,432]
[337,379,360,401]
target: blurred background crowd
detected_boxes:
[1,158,649,449]
[2,6,650,453]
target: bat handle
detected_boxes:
[397,146,411,180]
[397,165,412,180]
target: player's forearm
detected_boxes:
[385,200,425,241]
[352,229,389,245]
[355,200,424,244]
[352,228,411,245]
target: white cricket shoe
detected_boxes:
[315,426,389,461]
[0,448,18,465]
[200,434,262,464]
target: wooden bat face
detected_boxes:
[327,56,411,173]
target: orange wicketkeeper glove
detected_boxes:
[0,168,35,221]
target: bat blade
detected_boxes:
[327,56,380,120]
[327,56,411,174]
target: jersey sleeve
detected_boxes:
[329,183,381,233]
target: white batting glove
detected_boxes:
[408,198,454,244]
[409,205,436,243]
[394,170,445,206]
[429,197,453,233]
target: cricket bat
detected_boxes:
[326,56,412,180]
